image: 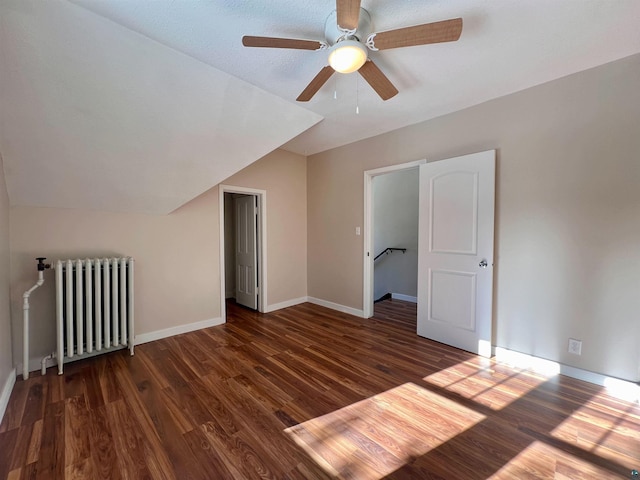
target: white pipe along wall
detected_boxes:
[22,258,50,380]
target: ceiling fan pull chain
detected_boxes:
[356,74,360,114]
[334,76,338,99]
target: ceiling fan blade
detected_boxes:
[242,36,323,50]
[336,0,361,31]
[369,18,463,50]
[297,66,335,102]
[358,61,398,101]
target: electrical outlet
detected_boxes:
[568,338,582,355]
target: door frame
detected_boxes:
[219,184,267,320]
[363,159,426,318]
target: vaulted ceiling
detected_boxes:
[1,1,640,214]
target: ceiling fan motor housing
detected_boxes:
[325,8,372,45]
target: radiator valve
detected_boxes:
[36,257,51,271]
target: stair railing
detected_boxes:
[374,247,406,261]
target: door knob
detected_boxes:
[479,259,488,268]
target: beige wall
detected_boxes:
[308,53,640,381]
[10,189,220,368]
[9,148,307,370]
[224,149,308,307]
[0,155,13,393]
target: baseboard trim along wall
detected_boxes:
[12,305,632,403]
[0,368,16,425]
[301,300,637,397]
[265,297,308,313]
[135,317,224,345]
[494,347,639,402]
[391,293,418,303]
[306,297,366,318]
[17,317,227,376]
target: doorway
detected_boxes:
[371,168,420,311]
[363,160,426,318]
[219,185,267,320]
[364,151,495,357]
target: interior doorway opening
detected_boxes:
[363,160,426,318]
[219,185,267,321]
[365,151,495,357]
[371,167,420,314]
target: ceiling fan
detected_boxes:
[242,0,462,102]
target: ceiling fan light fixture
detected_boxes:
[328,39,368,74]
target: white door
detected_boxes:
[417,150,495,357]
[235,195,258,310]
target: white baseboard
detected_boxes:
[494,347,640,402]
[0,368,16,425]
[391,293,417,303]
[16,317,225,376]
[135,317,224,345]
[306,297,365,318]
[265,297,308,313]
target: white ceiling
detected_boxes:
[0,0,321,214]
[2,0,640,214]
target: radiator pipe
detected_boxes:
[23,257,50,380]
[41,352,55,376]
[56,261,64,375]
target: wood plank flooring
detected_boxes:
[1,299,639,479]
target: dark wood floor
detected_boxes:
[1,299,639,479]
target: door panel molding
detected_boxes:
[429,171,479,255]
[428,269,477,331]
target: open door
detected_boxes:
[417,150,495,357]
[235,194,258,310]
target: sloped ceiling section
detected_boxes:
[67,0,640,157]
[0,1,322,214]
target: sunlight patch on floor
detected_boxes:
[423,358,549,410]
[490,440,557,479]
[491,440,626,479]
[284,382,485,479]
[550,399,640,467]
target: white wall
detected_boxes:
[0,154,14,421]
[308,53,640,382]
[373,169,419,300]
